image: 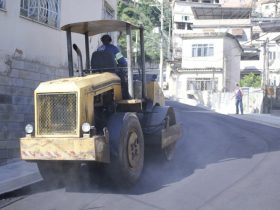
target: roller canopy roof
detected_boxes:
[61,20,140,36]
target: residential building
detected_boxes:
[168,32,242,99]
[169,0,280,112]
[251,0,280,86]
[0,0,117,165]
[170,3,251,95]
[171,0,221,60]
[255,33,280,86]
[258,0,280,17]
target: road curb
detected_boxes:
[229,114,280,129]
[176,98,280,129]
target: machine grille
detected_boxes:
[37,93,77,135]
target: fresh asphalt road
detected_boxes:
[1,101,280,210]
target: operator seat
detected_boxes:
[91,51,117,73]
[91,51,129,99]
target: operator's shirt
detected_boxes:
[97,44,127,67]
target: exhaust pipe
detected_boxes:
[73,44,84,76]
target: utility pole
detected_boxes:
[266,38,270,86]
[223,57,227,92]
[168,21,171,60]
[135,31,138,66]
[275,0,279,17]
[159,0,164,88]
[262,38,269,87]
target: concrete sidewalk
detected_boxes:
[0,161,42,195]
[229,113,280,129]
[177,98,280,129]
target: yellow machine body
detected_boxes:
[20,72,121,162]
[20,72,168,162]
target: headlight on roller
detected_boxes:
[25,124,34,134]
[82,122,91,133]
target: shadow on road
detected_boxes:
[3,101,280,198]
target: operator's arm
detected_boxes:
[112,46,127,67]
[116,52,127,67]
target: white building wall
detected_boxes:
[0,0,116,68]
[260,2,276,17]
[172,1,220,59]
[182,38,223,69]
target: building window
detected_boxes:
[192,44,214,57]
[20,0,61,28]
[187,78,217,91]
[103,1,114,20]
[176,22,186,30]
[182,16,189,21]
[269,51,276,60]
[0,0,6,9]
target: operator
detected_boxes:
[97,34,129,99]
[97,34,127,67]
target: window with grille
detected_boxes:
[0,0,5,9]
[187,78,218,91]
[192,44,214,57]
[103,1,115,20]
[20,0,61,28]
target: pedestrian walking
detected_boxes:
[234,83,243,114]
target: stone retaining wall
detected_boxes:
[0,56,68,165]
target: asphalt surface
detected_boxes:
[1,101,280,210]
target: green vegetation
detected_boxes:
[117,0,171,63]
[240,73,261,88]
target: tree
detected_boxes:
[117,0,171,63]
[240,73,261,88]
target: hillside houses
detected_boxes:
[168,0,280,96]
